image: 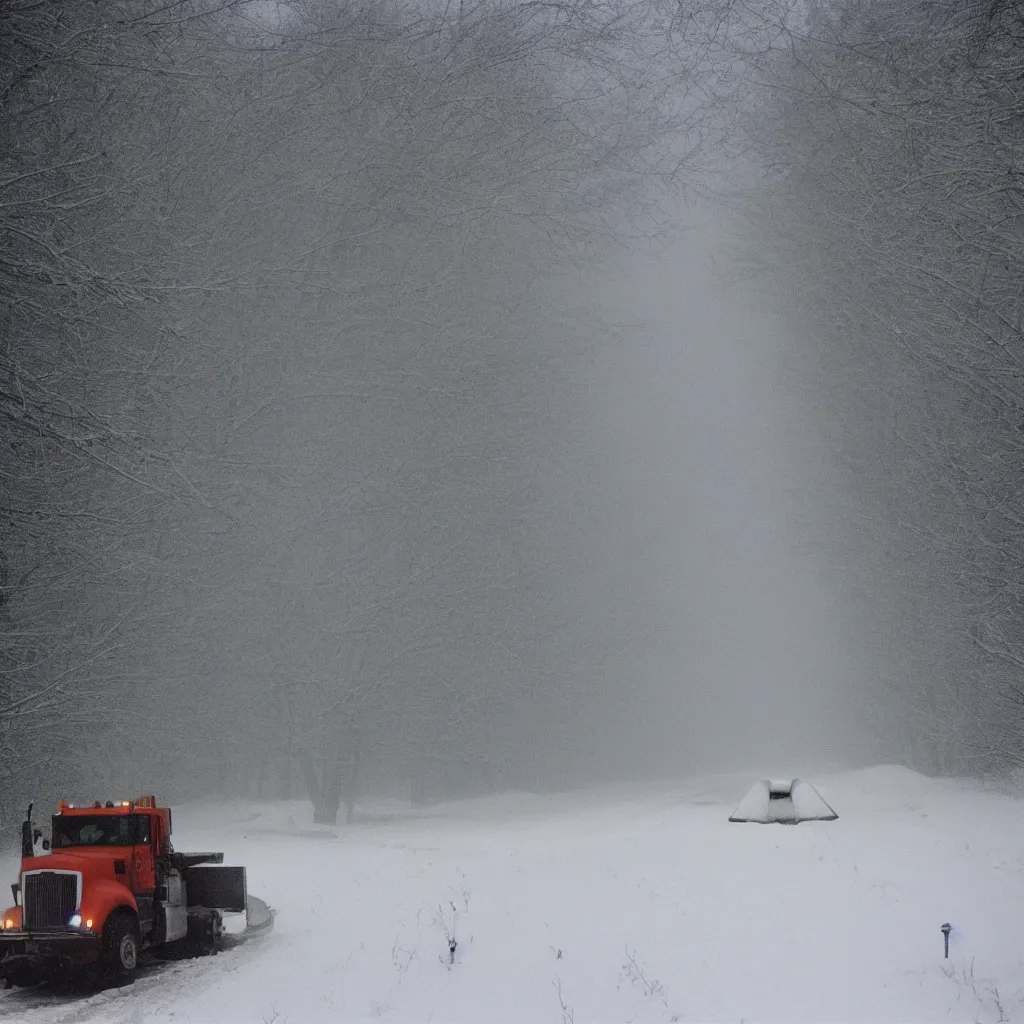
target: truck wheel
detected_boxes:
[3,961,37,988]
[186,909,223,957]
[102,912,140,985]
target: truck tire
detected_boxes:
[186,908,223,957]
[3,961,38,988]
[102,911,141,985]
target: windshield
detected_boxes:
[51,815,141,848]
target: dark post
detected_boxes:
[941,922,951,958]
[20,804,34,859]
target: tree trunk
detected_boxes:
[344,733,361,825]
[299,753,341,825]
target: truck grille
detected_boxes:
[24,872,79,930]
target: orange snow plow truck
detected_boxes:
[0,797,271,987]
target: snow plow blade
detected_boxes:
[221,895,274,949]
[245,895,274,935]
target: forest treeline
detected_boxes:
[743,0,1024,774]
[2,0,1023,825]
[0,0,717,823]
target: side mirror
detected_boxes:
[42,839,50,852]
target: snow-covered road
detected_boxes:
[2,766,1023,1023]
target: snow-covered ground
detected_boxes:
[2,765,1024,1023]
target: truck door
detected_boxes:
[130,814,156,894]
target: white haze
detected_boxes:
[570,215,870,778]
[9,0,990,826]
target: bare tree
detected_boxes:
[739,0,1024,774]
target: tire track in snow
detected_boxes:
[0,934,275,1024]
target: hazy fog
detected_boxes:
[3,0,1021,824]
[558,222,867,779]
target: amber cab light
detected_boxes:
[86,918,93,929]
[3,919,12,929]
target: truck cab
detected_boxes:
[41,799,171,940]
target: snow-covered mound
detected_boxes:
[729,776,838,822]
[2,765,1023,1023]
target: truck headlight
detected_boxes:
[69,913,82,928]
